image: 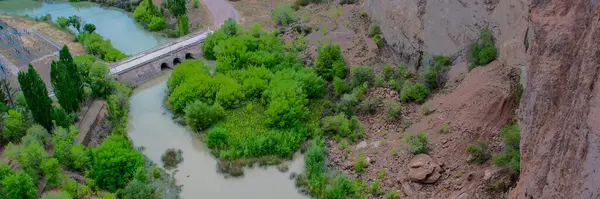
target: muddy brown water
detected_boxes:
[128,70,310,199]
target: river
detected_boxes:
[0,1,309,198]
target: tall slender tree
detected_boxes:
[18,65,53,130]
[51,46,83,113]
[167,0,187,17]
[0,77,16,106]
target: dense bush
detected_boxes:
[207,126,228,149]
[336,93,359,117]
[314,43,346,80]
[168,75,217,112]
[368,19,381,38]
[52,127,76,167]
[404,132,428,154]
[42,158,60,186]
[265,80,309,128]
[419,55,449,90]
[202,30,229,60]
[124,179,153,199]
[494,124,520,173]
[467,142,490,165]
[353,152,366,173]
[70,144,90,171]
[133,0,165,31]
[89,135,144,192]
[223,18,239,37]
[468,29,497,70]
[360,97,379,114]
[400,82,429,103]
[214,75,245,109]
[167,60,210,92]
[3,110,28,143]
[304,138,326,194]
[325,175,358,199]
[184,100,225,132]
[89,62,112,98]
[383,100,401,121]
[148,16,167,31]
[333,77,345,97]
[1,171,37,199]
[271,4,297,25]
[52,106,70,128]
[23,124,50,148]
[322,114,351,137]
[78,32,126,61]
[350,66,374,87]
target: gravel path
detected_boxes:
[201,0,240,27]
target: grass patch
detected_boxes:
[404,132,428,154]
[353,152,367,173]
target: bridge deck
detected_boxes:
[109,30,210,75]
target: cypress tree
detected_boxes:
[18,65,53,130]
[51,46,82,113]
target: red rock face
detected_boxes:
[513,0,600,198]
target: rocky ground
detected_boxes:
[229,0,294,30]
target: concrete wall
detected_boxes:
[115,43,203,85]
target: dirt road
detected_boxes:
[201,0,239,28]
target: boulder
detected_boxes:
[407,154,442,184]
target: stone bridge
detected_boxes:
[109,30,210,85]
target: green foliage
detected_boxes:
[52,127,77,167]
[3,109,28,143]
[202,29,229,60]
[404,132,428,154]
[193,0,200,8]
[148,16,167,31]
[223,18,239,36]
[377,170,386,179]
[304,138,326,191]
[440,123,450,134]
[325,175,357,199]
[83,23,96,33]
[353,152,366,173]
[90,62,112,98]
[177,15,190,36]
[494,124,520,173]
[168,74,216,112]
[90,135,144,192]
[207,126,228,149]
[333,77,345,97]
[467,142,490,165]
[468,29,497,70]
[124,179,153,199]
[41,191,72,199]
[23,125,50,148]
[397,63,408,78]
[184,100,225,132]
[322,114,351,137]
[152,167,161,179]
[271,4,297,25]
[56,16,70,28]
[134,167,148,183]
[18,65,53,130]
[370,181,380,194]
[265,79,309,128]
[134,0,165,31]
[375,74,384,87]
[368,19,380,37]
[52,106,70,128]
[382,64,392,80]
[373,34,382,46]
[167,0,187,16]
[400,81,429,103]
[78,32,126,61]
[15,138,48,174]
[335,93,359,117]
[383,100,401,121]
[70,144,89,171]
[167,59,210,92]
[419,55,449,90]
[214,75,245,108]
[350,66,374,87]
[42,158,60,186]
[385,191,400,199]
[51,46,83,113]
[360,97,379,114]
[1,171,37,199]
[315,43,346,80]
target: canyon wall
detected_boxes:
[512,0,600,198]
[363,0,529,69]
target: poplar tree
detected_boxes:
[18,65,53,130]
[167,0,187,17]
[51,46,83,113]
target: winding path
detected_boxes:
[200,0,240,27]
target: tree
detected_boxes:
[184,100,224,132]
[83,23,96,33]
[51,46,83,113]
[89,62,112,98]
[52,106,70,128]
[3,110,28,143]
[314,43,346,80]
[124,179,153,199]
[18,65,53,130]
[177,15,190,36]
[68,15,81,32]
[89,135,144,191]
[1,171,37,199]
[52,127,76,168]
[167,0,187,17]
[42,158,60,186]
[25,124,51,148]
[0,77,16,106]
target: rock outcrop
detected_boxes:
[363,0,529,69]
[512,0,600,198]
[408,154,442,184]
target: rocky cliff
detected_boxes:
[363,0,529,69]
[512,1,600,198]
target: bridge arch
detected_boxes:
[173,57,181,66]
[185,53,194,59]
[160,63,170,70]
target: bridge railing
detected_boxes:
[109,29,210,69]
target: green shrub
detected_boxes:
[397,63,408,78]
[290,68,325,99]
[167,60,210,91]
[70,144,90,171]
[304,138,326,194]
[184,100,225,132]
[176,15,190,36]
[265,80,309,128]
[375,75,384,87]
[400,82,429,103]
[202,29,229,60]
[89,62,112,98]
[386,191,399,199]
[2,110,27,143]
[78,32,126,61]
[315,43,346,80]
[383,100,401,121]
[193,0,200,8]
[148,16,166,31]
[404,132,428,154]
[52,106,70,128]
[373,34,382,46]
[360,97,379,114]
[467,142,490,164]
[419,55,449,90]
[207,127,228,149]
[370,181,380,194]
[89,135,144,192]
[382,64,392,79]
[25,124,51,148]
[467,29,497,70]
[439,123,450,134]
[134,167,148,183]
[377,170,386,179]
[124,179,153,199]
[169,75,217,112]
[350,66,374,87]
[271,4,297,25]
[152,167,161,179]
[368,19,380,37]
[336,93,359,117]
[223,18,239,36]
[333,77,345,97]
[353,152,366,173]
[501,124,520,149]
[41,191,72,199]
[1,171,37,199]
[494,124,520,173]
[52,127,75,167]
[42,158,60,186]
[325,175,357,199]
[214,75,244,109]
[322,113,351,137]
